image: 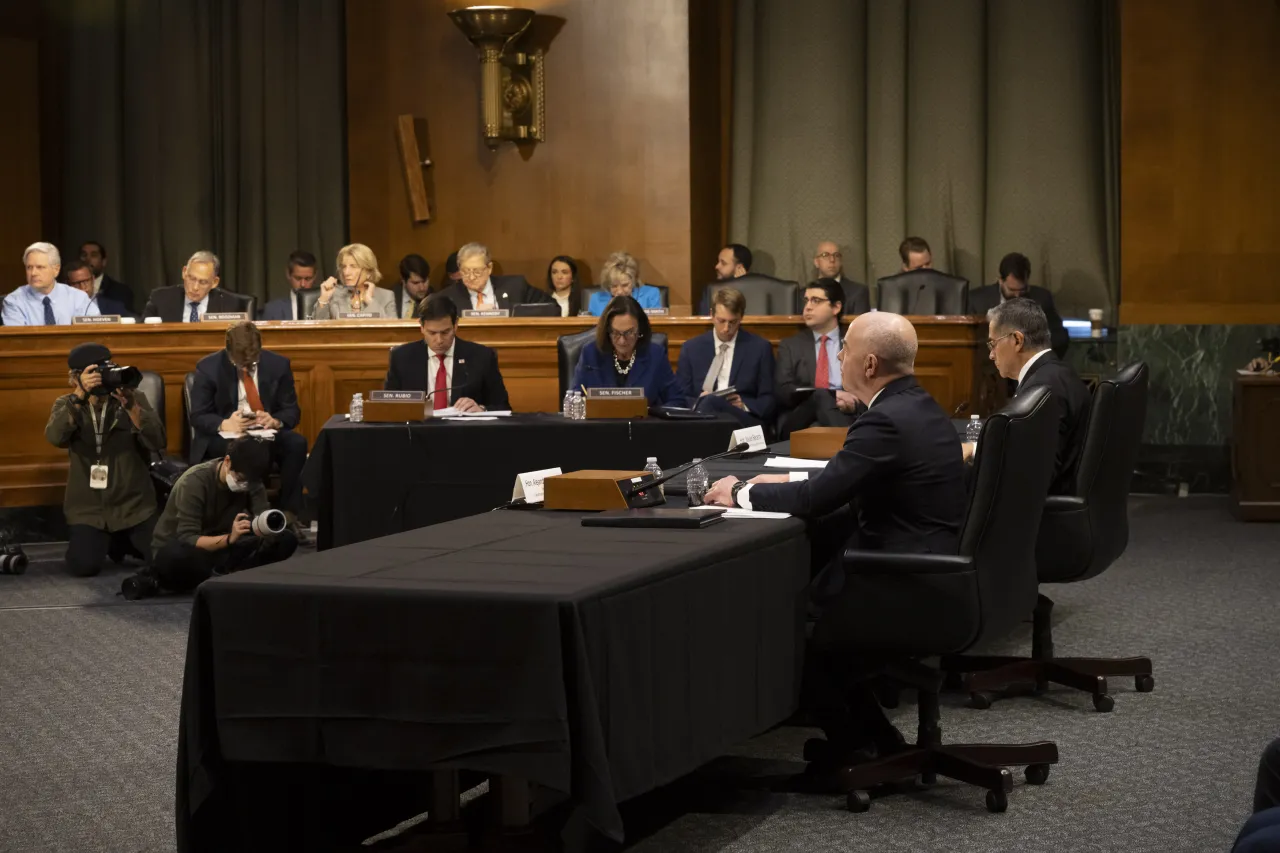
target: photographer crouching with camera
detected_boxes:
[122,436,297,599]
[45,343,164,577]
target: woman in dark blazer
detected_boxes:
[547,255,584,317]
[571,296,681,405]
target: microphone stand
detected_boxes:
[621,442,751,502]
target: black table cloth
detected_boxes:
[176,509,810,852]
[304,413,740,549]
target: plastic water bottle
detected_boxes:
[350,393,364,423]
[562,389,574,418]
[686,459,709,506]
[965,414,982,444]
[644,456,664,498]
[572,391,585,420]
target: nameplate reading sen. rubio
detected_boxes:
[337,312,377,319]
[728,425,767,453]
[202,312,249,322]
[369,390,425,403]
[585,387,646,398]
[461,309,511,318]
[512,467,562,504]
[72,315,121,325]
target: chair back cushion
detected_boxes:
[182,371,197,460]
[557,329,596,401]
[875,269,969,314]
[295,289,321,320]
[513,302,560,317]
[705,274,798,315]
[137,371,166,431]
[221,290,257,320]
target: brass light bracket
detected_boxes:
[448,6,546,148]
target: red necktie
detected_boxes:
[242,368,264,411]
[433,354,448,410]
[815,335,830,390]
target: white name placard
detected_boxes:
[585,387,645,398]
[73,315,120,324]
[512,467,562,504]
[461,309,511,318]
[729,425,767,453]
[202,312,249,322]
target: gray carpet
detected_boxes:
[0,497,1276,853]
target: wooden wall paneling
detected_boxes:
[0,36,43,283]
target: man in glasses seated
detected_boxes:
[810,241,869,314]
[774,279,865,438]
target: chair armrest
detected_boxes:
[1043,496,1086,514]
[841,550,974,575]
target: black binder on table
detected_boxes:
[581,507,726,529]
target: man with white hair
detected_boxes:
[437,242,547,313]
[142,250,245,322]
[2,242,99,325]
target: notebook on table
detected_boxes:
[580,507,726,529]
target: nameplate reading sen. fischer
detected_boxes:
[369,390,425,403]
[644,307,669,316]
[72,315,121,324]
[585,387,646,399]
[337,312,377,319]
[461,309,511,318]
[202,312,249,322]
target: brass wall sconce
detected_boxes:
[448,6,545,148]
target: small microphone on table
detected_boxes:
[909,282,929,315]
[624,442,750,498]
[952,400,971,417]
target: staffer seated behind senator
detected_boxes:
[586,251,662,315]
[547,255,585,317]
[65,259,131,317]
[438,242,547,312]
[45,343,166,577]
[968,252,1067,357]
[572,295,682,405]
[143,251,244,322]
[385,295,510,412]
[311,243,396,319]
[126,436,298,598]
[188,321,308,528]
[260,250,319,321]
[2,241,99,325]
[80,240,135,314]
[810,240,870,314]
[675,286,776,428]
[392,253,432,320]
[774,278,863,437]
[981,297,1090,494]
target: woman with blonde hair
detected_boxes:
[312,243,397,319]
[586,250,663,316]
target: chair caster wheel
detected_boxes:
[1092,694,1115,713]
[1135,674,1155,693]
[985,789,1008,813]
[846,790,871,813]
[969,691,994,710]
[1024,764,1050,785]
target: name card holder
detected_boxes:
[644,307,669,316]
[584,386,648,419]
[338,312,377,319]
[461,309,511,318]
[728,425,767,453]
[512,467,563,504]
[789,426,848,459]
[364,389,426,423]
[542,469,654,510]
[202,312,249,322]
[73,315,121,325]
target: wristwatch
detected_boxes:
[730,481,748,507]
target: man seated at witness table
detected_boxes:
[981,297,1089,494]
[586,251,663,316]
[774,278,862,437]
[704,312,968,761]
[899,236,933,271]
[811,240,870,314]
[65,259,131,317]
[260,250,319,321]
[3,241,98,325]
[968,252,1068,357]
[188,321,308,535]
[438,242,547,312]
[573,295,682,405]
[675,286,776,428]
[143,250,242,322]
[385,294,510,412]
[392,253,432,320]
[79,241,134,314]
[547,255,585,316]
[313,243,396,319]
[125,436,298,598]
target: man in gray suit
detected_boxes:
[775,279,864,437]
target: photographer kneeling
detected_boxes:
[124,436,297,598]
[45,343,164,577]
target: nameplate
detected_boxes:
[72,315,120,324]
[369,390,425,403]
[461,309,510,318]
[585,387,646,399]
[644,308,669,316]
[512,467,562,504]
[202,312,248,322]
[338,311,377,319]
[729,425,767,453]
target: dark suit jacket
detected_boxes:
[384,338,511,411]
[90,294,132,318]
[809,278,871,315]
[391,283,436,319]
[675,328,776,420]
[1015,352,1091,495]
[188,349,301,463]
[751,374,968,560]
[438,276,548,313]
[100,274,134,314]
[144,286,246,323]
[969,283,1069,357]
[775,326,846,408]
[571,340,682,406]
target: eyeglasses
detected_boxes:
[816,252,842,261]
[608,328,638,341]
[460,267,489,280]
[986,331,1017,351]
[803,296,831,306]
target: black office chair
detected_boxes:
[294,288,321,320]
[182,371,199,463]
[137,371,189,498]
[876,270,969,314]
[557,330,669,401]
[221,291,257,320]
[649,284,670,308]
[703,274,799,315]
[513,302,560,318]
[942,362,1153,712]
[809,386,1060,813]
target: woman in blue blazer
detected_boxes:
[571,296,681,405]
[585,250,663,316]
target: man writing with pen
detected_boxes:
[384,294,510,412]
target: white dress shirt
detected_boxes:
[469,280,498,309]
[93,273,104,296]
[813,327,842,390]
[0,282,98,326]
[429,342,456,402]
[1016,348,1052,388]
[181,293,211,322]
[553,290,571,317]
[235,363,259,413]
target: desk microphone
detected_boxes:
[909,283,929,316]
[623,442,750,499]
[952,400,971,417]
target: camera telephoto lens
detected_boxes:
[120,571,160,601]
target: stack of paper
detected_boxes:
[219,428,278,440]
[722,509,792,520]
[763,456,828,469]
[433,408,513,418]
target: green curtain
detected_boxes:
[730,0,1119,318]
[60,0,347,304]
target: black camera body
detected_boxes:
[86,360,143,396]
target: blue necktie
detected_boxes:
[42,296,55,325]
[189,302,199,322]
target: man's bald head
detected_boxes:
[841,312,917,402]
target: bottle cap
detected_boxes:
[646,456,657,463]
[970,414,980,420]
